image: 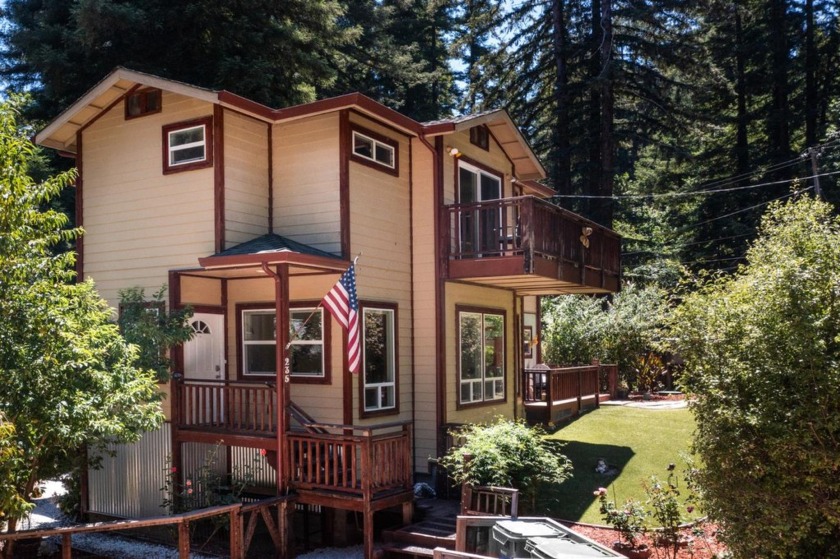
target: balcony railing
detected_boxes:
[287,420,412,499]
[444,196,620,285]
[523,364,605,423]
[175,378,277,436]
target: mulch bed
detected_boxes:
[626,392,687,402]
[562,519,728,559]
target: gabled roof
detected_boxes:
[35,67,546,181]
[197,233,347,275]
[422,110,546,181]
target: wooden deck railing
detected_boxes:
[445,196,621,275]
[175,378,276,435]
[523,364,603,422]
[287,420,412,499]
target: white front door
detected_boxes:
[184,313,225,380]
[183,313,225,425]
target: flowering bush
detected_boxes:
[596,487,647,548]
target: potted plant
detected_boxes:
[595,488,651,559]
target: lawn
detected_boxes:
[537,406,695,524]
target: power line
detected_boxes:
[673,186,813,234]
[552,170,839,200]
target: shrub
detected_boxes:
[439,417,572,513]
[671,196,840,557]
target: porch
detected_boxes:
[522,364,617,425]
[444,196,621,295]
[171,378,414,558]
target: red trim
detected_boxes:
[422,122,456,136]
[349,109,413,139]
[124,88,162,120]
[535,296,543,364]
[161,116,214,175]
[274,92,422,135]
[267,123,274,234]
[214,106,225,252]
[455,154,506,203]
[408,137,417,469]
[454,305,509,411]
[349,123,400,177]
[433,135,446,457]
[358,302,400,419]
[75,131,84,281]
[486,125,516,175]
[339,110,351,259]
[235,301,332,384]
[199,249,347,272]
[217,90,275,120]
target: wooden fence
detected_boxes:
[523,364,613,424]
[0,496,294,559]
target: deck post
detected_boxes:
[177,520,190,559]
[576,368,583,415]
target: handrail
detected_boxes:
[523,364,607,422]
[0,497,296,559]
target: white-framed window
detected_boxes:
[242,309,276,376]
[162,117,213,174]
[240,307,326,379]
[352,130,395,169]
[459,309,505,405]
[289,308,325,377]
[362,306,396,413]
[458,161,501,203]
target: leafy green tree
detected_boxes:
[541,284,668,390]
[671,195,840,557]
[439,418,572,513]
[0,99,163,538]
[118,286,193,383]
[1,0,356,119]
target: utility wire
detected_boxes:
[673,186,813,234]
[552,170,839,200]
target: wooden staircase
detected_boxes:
[381,499,459,558]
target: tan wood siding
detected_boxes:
[224,110,270,246]
[180,275,223,306]
[272,113,341,254]
[82,91,215,306]
[347,113,413,431]
[445,282,516,426]
[224,275,345,425]
[441,128,515,205]
[409,144,440,469]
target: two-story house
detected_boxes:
[35,67,620,557]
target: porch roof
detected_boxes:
[192,233,348,278]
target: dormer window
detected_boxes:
[350,125,399,176]
[470,125,489,150]
[162,117,213,174]
[125,88,161,119]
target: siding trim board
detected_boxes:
[433,135,447,458]
[75,131,84,281]
[214,106,225,252]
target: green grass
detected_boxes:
[537,406,695,524]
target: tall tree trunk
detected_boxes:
[597,0,614,227]
[734,4,750,182]
[804,0,818,147]
[551,0,571,196]
[587,0,602,217]
[767,0,791,178]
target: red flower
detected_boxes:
[185,479,192,487]
[170,467,177,473]
[260,449,267,456]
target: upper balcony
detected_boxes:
[444,196,621,295]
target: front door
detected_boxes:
[184,313,225,424]
[184,313,225,380]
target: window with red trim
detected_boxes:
[162,117,213,174]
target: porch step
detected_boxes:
[382,518,457,550]
[381,542,436,558]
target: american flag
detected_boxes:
[322,263,360,374]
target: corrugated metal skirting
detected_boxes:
[88,423,172,518]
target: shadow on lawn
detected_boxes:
[539,440,634,522]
